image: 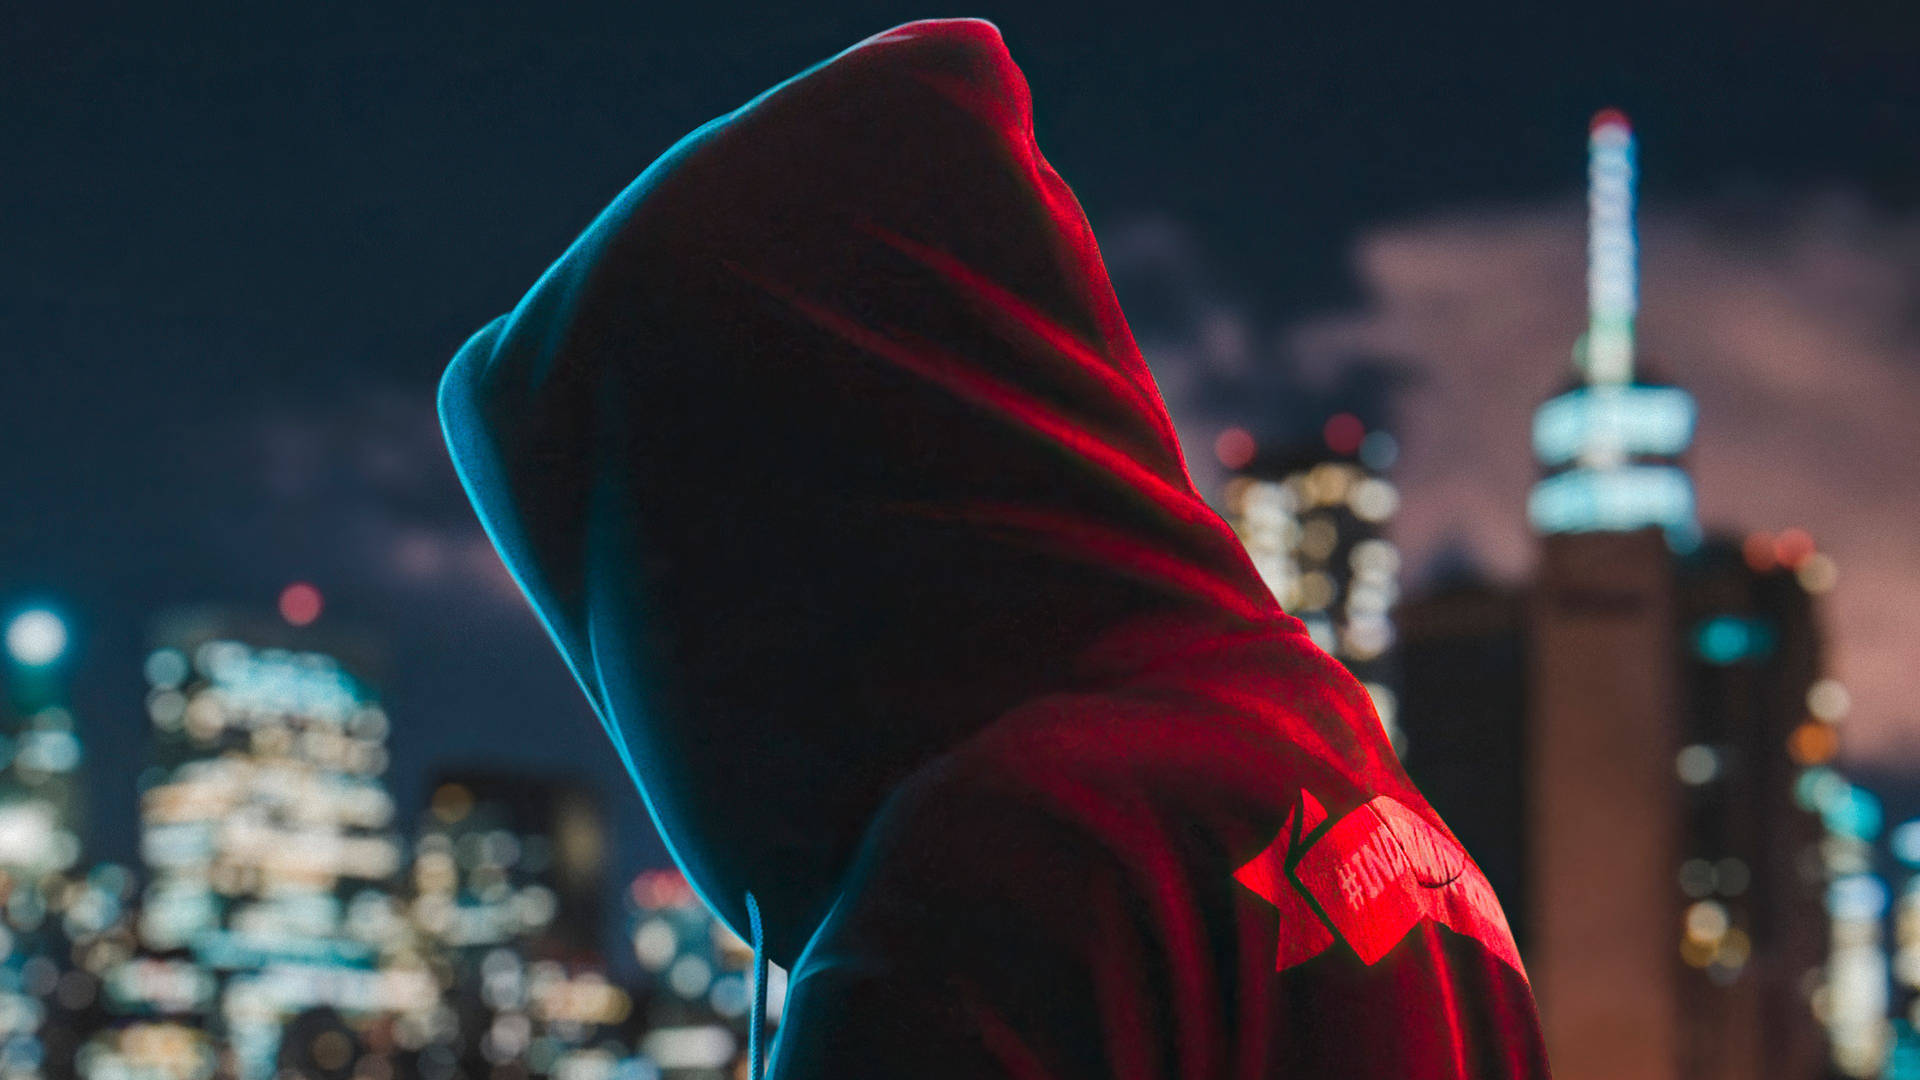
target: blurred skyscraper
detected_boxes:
[1529,524,1693,1078]
[2,591,776,1080]
[1405,110,1846,1080]
[110,609,418,1080]
[1672,536,1834,1079]
[409,770,643,1078]
[2,607,85,880]
[1402,536,1845,1078]
[1524,109,1694,1080]
[1525,110,1699,554]
[1394,573,1530,953]
[2,608,128,1080]
[414,770,606,963]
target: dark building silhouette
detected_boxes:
[1671,537,1831,1080]
[1397,533,1837,1080]
[417,769,607,963]
[1395,571,1530,952]
[1528,526,1691,1078]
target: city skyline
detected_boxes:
[5,25,1918,1065]
[1,613,771,1078]
[5,7,1914,885]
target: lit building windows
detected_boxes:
[1222,426,1406,756]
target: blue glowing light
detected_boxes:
[1889,1020,1920,1080]
[15,730,80,773]
[1527,464,1699,549]
[191,928,377,971]
[1828,874,1889,921]
[1891,820,1920,868]
[1795,767,1848,814]
[1823,785,1885,843]
[1532,385,1696,469]
[1691,615,1777,665]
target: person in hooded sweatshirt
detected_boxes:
[438,18,1552,1080]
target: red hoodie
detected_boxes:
[439,18,1550,1078]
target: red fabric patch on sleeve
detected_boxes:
[1235,790,1527,983]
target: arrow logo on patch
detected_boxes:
[1233,788,1527,982]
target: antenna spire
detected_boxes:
[1584,109,1637,386]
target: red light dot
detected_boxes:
[279,583,323,626]
[1742,533,1776,573]
[1323,413,1365,456]
[1590,107,1632,134]
[1774,528,1815,570]
[1214,427,1257,470]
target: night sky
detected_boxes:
[6,2,1916,886]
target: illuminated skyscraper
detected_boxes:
[119,609,420,1080]
[1,606,110,1080]
[1409,517,1843,1078]
[1523,113,1832,1080]
[1527,111,1699,551]
[2,607,85,878]
[413,771,606,962]
[1223,418,1405,753]
[1670,536,1832,1080]
[410,771,643,1078]
[1525,110,1692,1080]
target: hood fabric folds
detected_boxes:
[438,18,1295,967]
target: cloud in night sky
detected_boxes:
[1135,190,1920,768]
[253,387,519,605]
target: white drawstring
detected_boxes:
[745,891,768,1080]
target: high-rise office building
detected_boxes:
[1525,109,1693,1080]
[2,608,140,1080]
[2,607,85,878]
[1223,421,1406,753]
[1398,533,1844,1078]
[410,770,641,1079]
[120,609,418,1080]
[1529,526,1689,1078]
[1668,537,1833,1079]
[1521,112,1833,1080]
[413,770,606,963]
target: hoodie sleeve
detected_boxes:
[770,713,1552,1080]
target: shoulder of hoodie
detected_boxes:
[919,625,1408,829]
[855,635,1412,903]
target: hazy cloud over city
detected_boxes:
[1133,190,1920,768]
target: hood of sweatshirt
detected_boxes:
[438,18,1299,966]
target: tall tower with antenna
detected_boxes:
[1525,110,1692,1080]
[1527,110,1699,550]
[1522,112,1833,1080]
